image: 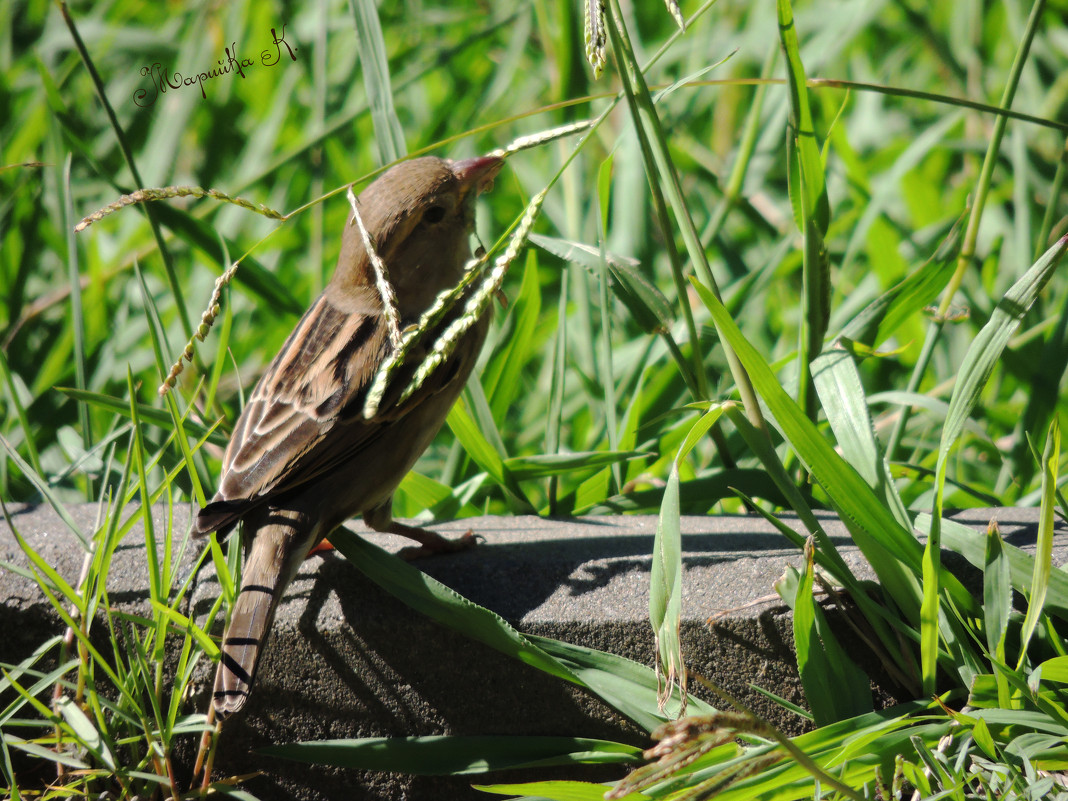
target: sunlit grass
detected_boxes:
[3,0,1068,797]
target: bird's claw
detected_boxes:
[396,529,480,561]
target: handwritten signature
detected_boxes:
[134,25,297,107]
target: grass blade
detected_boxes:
[1017,417,1058,667]
[349,0,406,163]
[923,233,1068,692]
[777,0,830,419]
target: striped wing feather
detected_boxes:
[196,291,475,535]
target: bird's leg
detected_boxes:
[387,520,480,560]
[362,497,479,560]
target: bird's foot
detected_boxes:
[392,524,482,561]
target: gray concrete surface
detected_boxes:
[2,504,1064,799]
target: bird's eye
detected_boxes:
[424,206,446,224]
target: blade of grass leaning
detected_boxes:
[528,233,639,270]
[396,471,483,521]
[738,488,868,601]
[923,234,1068,694]
[606,5,828,697]
[722,407,852,580]
[46,422,131,498]
[1036,655,1068,683]
[2,553,129,697]
[983,520,1013,707]
[151,602,221,659]
[328,526,667,731]
[5,738,89,772]
[2,662,73,728]
[209,522,241,613]
[748,684,813,722]
[968,673,1068,727]
[4,523,84,616]
[0,738,20,801]
[260,735,639,774]
[727,379,921,610]
[777,549,924,696]
[812,348,909,529]
[395,470,469,517]
[529,634,717,727]
[777,0,830,421]
[1016,416,1058,668]
[691,279,981,640]
[651,404,725,714]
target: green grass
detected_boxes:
[3,0,1068,797]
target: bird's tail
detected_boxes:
[213,509,315,717]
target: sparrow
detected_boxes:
[194,154,504,718]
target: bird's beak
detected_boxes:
[451,155,505,199]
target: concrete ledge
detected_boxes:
[2,506,1065,800]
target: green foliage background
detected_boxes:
[3,0,1068,797]
[3,0,1065,516]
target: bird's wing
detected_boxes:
[195,294,390,532]
[196,292,485,535]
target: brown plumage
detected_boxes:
[195,155,503,717]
